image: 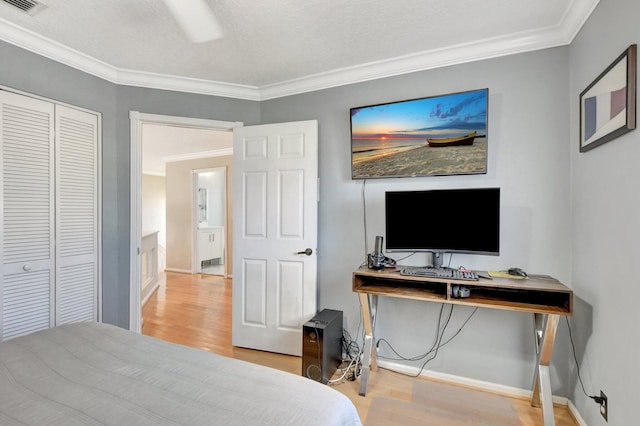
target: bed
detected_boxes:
[0,322,362,425]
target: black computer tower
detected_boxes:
[302,309,343,383]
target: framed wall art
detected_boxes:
[580,44,636,152]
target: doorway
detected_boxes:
[194,167,226,276]
[130,112,243,332]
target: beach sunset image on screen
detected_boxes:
[350,88,488,179]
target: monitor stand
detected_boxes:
[431,251,445,269]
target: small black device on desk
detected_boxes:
[508,267,528,277]
[451,285,471,298]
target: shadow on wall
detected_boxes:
[566,295,594,398]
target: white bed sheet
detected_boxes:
[0,322,362,425]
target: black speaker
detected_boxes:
[302,309,343,383]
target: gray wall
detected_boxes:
[262,47,572,394]
[569,0,640,424]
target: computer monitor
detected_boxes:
[385,188,500,267]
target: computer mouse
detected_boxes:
[508,267,527,277]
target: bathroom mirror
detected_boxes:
[198,188,207,222]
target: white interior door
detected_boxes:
[232,120,318,356]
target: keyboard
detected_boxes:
[399,267,479,281]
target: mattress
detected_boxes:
[0,322,362,425]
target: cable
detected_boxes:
[361,179,368,266]
[378,304,447,362]
[438,307,478,347]
[394,252,418,263]
[328,355,359,384]
[328,328,363,385]
[377,304,478,378]
[410,304,455,377]
[565,316,604,404]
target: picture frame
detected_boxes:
[350,88,488,179]
[580,44,636,152]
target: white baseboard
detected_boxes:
[141,282,160,306]
[377,360,571,406]
[164,267,192,274]
[567,399,588,426]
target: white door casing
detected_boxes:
[232,120,318,356]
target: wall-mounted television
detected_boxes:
[350,88,488,179]
[385,188,500,267]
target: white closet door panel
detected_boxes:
[55,105,98,325]
[57,263,96,323]
[2,270,51,339]
[0,90,55,339]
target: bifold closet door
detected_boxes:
[55,105,98,325]
[0,91,99,340]
[0,91,55,340]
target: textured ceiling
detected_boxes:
[0,0,598,99]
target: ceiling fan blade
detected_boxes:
[162,0,224,43]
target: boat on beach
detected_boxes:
[427,131,476,147]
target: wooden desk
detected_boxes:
[353,267,573,426]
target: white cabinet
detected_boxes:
[211,227,224,262]
[198,227,224,265]
[198,229,215,263]
[0,90,100,340]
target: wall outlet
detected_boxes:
[599,390,608,421]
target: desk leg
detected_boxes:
[369,294,378,370]
[358,293,377,396]
[531,313,559,426]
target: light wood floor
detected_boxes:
[142,272,578,426]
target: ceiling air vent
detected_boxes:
[2,0,47,16]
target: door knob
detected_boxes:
[296,248,313,256]
[23,264,32,271]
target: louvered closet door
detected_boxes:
[55,105,98,324]
[0,91,55,340]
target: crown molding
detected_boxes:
[117,68,260,101]
[557,0,601,43]
[0,17,262,101]
[259,10,596,100]
[0,0,599,101]
[142,170,166,177]
[162,148,234,164]
[0,17,119,82]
